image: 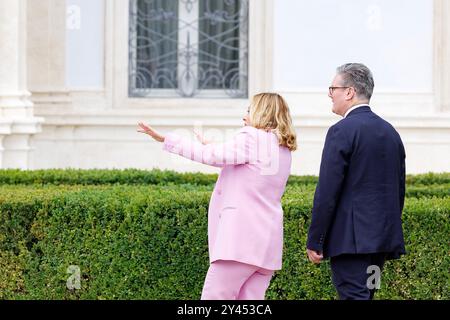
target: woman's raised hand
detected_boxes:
[194,130,212,145]
[137,122,165,142]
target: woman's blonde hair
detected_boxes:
[249,93,297,151]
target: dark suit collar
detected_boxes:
[345,105,371,118]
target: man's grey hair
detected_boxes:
[336,63,374,101]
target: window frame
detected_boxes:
[125,0,256,100]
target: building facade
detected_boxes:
[1,0,449,174]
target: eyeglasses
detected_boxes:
[329,86,352,95]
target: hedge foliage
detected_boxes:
[0,168,449,186]
[0,169,449,300]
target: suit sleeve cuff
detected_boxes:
[306,238,324,252]
[162,132,180,153]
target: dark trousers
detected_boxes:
[330,253,387,300]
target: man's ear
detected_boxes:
[345,87,355,101]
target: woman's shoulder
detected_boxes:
[235,126,259,139]
[238,126,287,148]
[238,125,273,136]
[237,125,257,133]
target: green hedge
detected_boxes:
[1,173,449,300]
[1,169,449,187]
[0,169,218,186]
[405,184,450,198]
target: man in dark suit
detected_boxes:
[306,63,406,300]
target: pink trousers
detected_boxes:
[201,260,274,300]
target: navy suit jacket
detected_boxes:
[307,106,406,260]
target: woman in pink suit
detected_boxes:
[137,93,297,300]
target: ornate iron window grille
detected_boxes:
[129,0,248,98]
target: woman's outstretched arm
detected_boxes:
[137,123,255,167]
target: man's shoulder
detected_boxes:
[335,109,379,128]
[335,110,402,140]
[325,121,353,144]
[331,117,355,132]
[330,111,372,137]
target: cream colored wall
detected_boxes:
[22,0,450,174]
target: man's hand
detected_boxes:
[307,249,323,264]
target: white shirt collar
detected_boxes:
[344,104,370,118]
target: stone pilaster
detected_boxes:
[0,0,44,169]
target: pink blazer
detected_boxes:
[163,126,292,270]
